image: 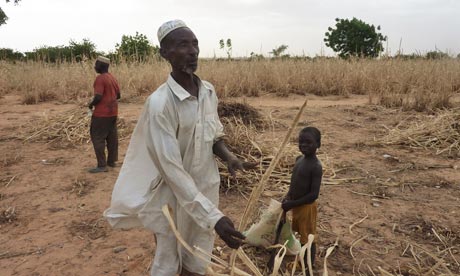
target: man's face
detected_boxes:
[94,61,103,74]
[299,132,318,156]
[161,28,199,75]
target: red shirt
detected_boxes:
[93,73,120,117]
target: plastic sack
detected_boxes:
[244,199,301,255]
[280,220,301,255]
[244,199,283,248]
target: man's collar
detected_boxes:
[167,74,208,101]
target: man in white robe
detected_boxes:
[104,20,250,276]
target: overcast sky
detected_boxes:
[1,0,459,57]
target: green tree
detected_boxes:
[1,0,20,26]
[425,50,449,60]
[69,38,97,61]
[24,39,97,62]
[27,45,71,62]
[115,32,158,62]
[324,17,386,58]
[0,8,7,26]
[270,45,289,58]
[0,48,24,60]
[219,38,232,59]
[249,52,264,60]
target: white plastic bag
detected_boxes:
[244,199,301,255]
[244,199,283,247]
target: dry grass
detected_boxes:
[67,218,107,240]
[377,108,460,157]
[15,107,133,148]
[394,216,460,275]
[1,152,23,168]
[67,178,94,197]
[218,101,267,129]
[2,59,460,111]
[0,60,169,104]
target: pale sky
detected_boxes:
[1,0,459,57]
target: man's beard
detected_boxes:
[181,61,198,75]
[181,64,197,75]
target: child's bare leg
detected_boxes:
[310,242,316,267]
[302,242,316,269]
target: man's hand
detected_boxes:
[281,200,296,212]
[227,157,257,178]
[214,216,245,249]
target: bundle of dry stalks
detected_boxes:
[218,101,267,130]
[16,108,132,147]
[378,108,460,157]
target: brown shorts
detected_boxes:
[291,201,318,244]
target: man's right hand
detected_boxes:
[214,216,245,249]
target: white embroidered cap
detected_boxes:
[96,56,110,64]
[157,19,188,43]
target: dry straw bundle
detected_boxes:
[218,101,267,130]
[378,108,460,157]
[16,108,132,147]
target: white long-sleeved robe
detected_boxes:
[104,75,225,267]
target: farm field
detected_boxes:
[1,61,460,275]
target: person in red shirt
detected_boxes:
[88,56,121,173]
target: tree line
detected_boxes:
[0,32,159,62]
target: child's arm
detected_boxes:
[282,164,322,211]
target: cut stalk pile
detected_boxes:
[15,108,132,147]
[378,108,460,157]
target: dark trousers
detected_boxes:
[90,116,118,168]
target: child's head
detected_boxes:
[298,127,321,156]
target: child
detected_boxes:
[282,127,322,268]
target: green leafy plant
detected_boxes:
[69,38,97,61]
[25,45,71,62]
[324,17,386,58]
[425,50,449,60]
[115,32,159,62]
[0,8,7,26]
[1,0,20,26]
[24,39,97,62]
[270,45,289,58]
[0,48,24,60]
[249,52,264,60]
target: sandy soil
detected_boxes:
[0,93,459,276]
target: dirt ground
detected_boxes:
[0,93,459,276]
